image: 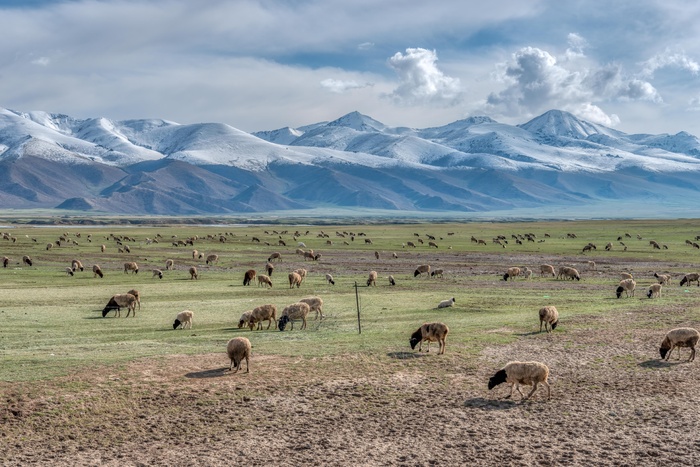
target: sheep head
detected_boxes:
[278,316,289,331]
[647,289,653,299]
[173,319,182,330]
[488,369,508,390]
[615,286,624,299]
[503,273,509,281]
[551,320,558,330]
[409,329,422,350]
[102,298,120,317]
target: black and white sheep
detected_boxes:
[409,322,449,354]
[488,361,551,401]
[22,255,32,267]
[226,337,251,373]
[388,275,396,286]
[653,272,671,285]
[71,259,84,272]
[616,278,636,298]
[165,259,174,271]
[173,310,194,329]
[102,293,138,318]
[647,283,662,299]
[414,264,431,278]
[659,328,700,362]
[503,267,521,281]
[437,297,455,309]
[278,302,310,331]
[538,306,559,333]
[3,256,10,268]
[152,269,163,279]
[325,273,335,285]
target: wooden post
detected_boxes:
[355,281,361,334]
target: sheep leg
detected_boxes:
[439,339,445,355]
[245,355,249,373]
[524,382,539,400]
[505,384,514,399]
[690,347,696,362]
[301,317,307,330]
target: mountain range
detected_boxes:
[2,106,700,216]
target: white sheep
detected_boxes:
[238,310,254,329]
[152,269,163,279]
[64,267,74,276]
[299,296,324,320]
[539,264,555,277]
[659,328,700,362]
[409,322,449,354]
[189,266,198,280]
[522,267,533,280]
[173,310,194,329]
[616,278,636,298]
[647,283,662,299]
[620,272,634,280]
[278,302,310,331]
[367,270,378,287]
[538,306,559,333]
[226,337,251,373]
[325,273,335,285]
[653,272,671,285]
[165,259,174,270]
[437,297,455,309]
[488,361,551,401]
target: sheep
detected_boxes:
[151,268,163,279]
[367,270,377,287]
[22,255,32,267]
[288,272,302,289]
[325,273,335,285]
[189,266,198,280]
[101,293,138,318]
[654,272,671,285]
[173,310,194,329]
[616,278,636,298]
[278,302,310,331]
[647,283,662,299]
[659,328,700,362]
[303,251,316,261]
[123,262,139,274]
[299,296,324,320]
[192,249,198,259]
[406,241,416,248]
[65,267,74,276]
[620,272,634,280]
[605,242,613,251]
[680,273,700,287]
[582,243,596,253]
[437,297,455,309]
[388,275,396,286]
[257,274,272,288]
[392,252,398,259]
[268,252,282,262]
[649,240,661,249]
[586,261,596,271]
[428,241,438,248]
[538,306,559,333]
[409,322,449,355]
[226,337,251,373]
[431,268,444,278]
[414,264,431,278]
[237,310,254,329]
[70,259,84,272]
[374,251,380,260]
[2,256,9,268]
[243,269,257,286]
[488,361,551,401]
[265,261,275,276]
[250,304,278,330]
[503,267,521,281]
[101,244,106,253]
[205,254,219,265]
[539,264,556,277]
[92,264,104,278]
[556,266,580,281]
[46,243,53,251]
[165,259,174,271]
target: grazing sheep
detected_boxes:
[102,293,138,318]
[680,273,700,287]
[299,296,324,320]
[165,259,174,271]
[257,274,272,288]
[556,266,580,281]
[173,310,194,330]
[429,241,438,248]
[303,251,316,261]
[325,273,335,285]
[654,272,671,285]
[189,266,198,280]
[226,337,251,373]
[367,270,378,287]
[126,289,141,310]
[22,255,32,267]
[374,251,380,260]
[538,306,559,333]
[414,264,431,278]
[250,304,278,330]
[265,261,275,276]
[437,297,455,309]
[406,241,416,248]
[620,272,634,280]
[64,267,74,276]
[243,269,257,286]
[2,256,9,268]
[586,261,596,271]
[71,259,84,272]
[649,240,661,249]
[92,264,104,278]
[488,361,551,401]
[288,272,302,288]
[237,310,254,329]
[539,264,556,277]
[278,302,311,331]
[192,249,198,259]
[46,243,53,251]
[101,244,106,253]
[388,275,396,286]
[409,322,449,355]
[431,268,444,278]
[268,252,282,262]
[647,283,662,299]
[152,269,163,279]
[582,243,596,253]
[206,254,219,265]
[616,278,636,298]
[659,328,700,362]
[605,242,613,251]
[123,262,139,274]
[503,267,521,281]
[521,267,533,280]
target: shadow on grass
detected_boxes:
[185,367,233,379]
[387,351,425,360]
[639,359,685,368]
[463,397,521,410]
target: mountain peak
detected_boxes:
[519,109,606,139]
[326,111,386,132]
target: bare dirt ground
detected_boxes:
[3,252,700,466]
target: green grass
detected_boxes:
[2,219,700,381]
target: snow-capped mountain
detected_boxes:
[2,106,700,215]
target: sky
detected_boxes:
[2,0,700,136]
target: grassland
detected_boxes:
[2,218,700,465]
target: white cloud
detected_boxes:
[357,42,374,50]
[565,32,588,60]
[31,57,50,66]
[320,78,373,93]
[641,49,700,78]
[386,48,463,106]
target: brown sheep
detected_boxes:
[227,337,251,373]
[101,293,138,318]
[288,272,302,288]
[367,270,377,287]
[539,264,556,277]
[243,269,256,286]
[250,304,278,330]
[123,261,139,274]
[409,322,449,355]
[92,264,104,278]
[488,361,551,401]
[257,274,273,288]
[278,302,310,331]
[659,328,700,362]
[414,264,431,278]
[680,273,700,287]
[539,306,559,333]
[189,266,198,280]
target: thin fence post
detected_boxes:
[355,281,361,334]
